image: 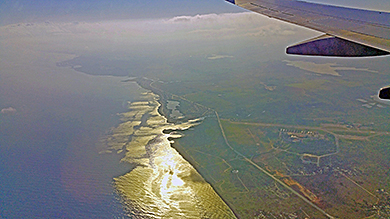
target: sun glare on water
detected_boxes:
[104,92,236,218]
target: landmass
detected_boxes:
[58,55,390,218]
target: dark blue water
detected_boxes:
[0,74,142,218]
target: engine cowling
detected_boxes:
[379,87,390,100]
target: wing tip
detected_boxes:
[286,35,390,57]
[225,0,236,4]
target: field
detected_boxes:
[62,53,390,218]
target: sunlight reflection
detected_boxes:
[108,92,237,218]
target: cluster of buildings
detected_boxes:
[279,129,325,143]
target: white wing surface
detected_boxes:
[225,0,390,57]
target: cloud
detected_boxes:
[164,12,306,40]
[1,107,17,114]
[207,54,234,60]
[168,16,193,23]
[166,12,268,25]
[0,12,302,40]
[0,12,316,56]
[244,25,297,37]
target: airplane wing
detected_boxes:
[225,0,390,57]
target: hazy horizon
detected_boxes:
[1,0,389,25]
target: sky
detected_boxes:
[1,0,388,64]
[1,0,389,25]
[0,0,239,25]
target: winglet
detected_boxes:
[225,0,235,4]
[286,34,390,57]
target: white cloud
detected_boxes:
[0,12,316,56]
[1,107,17,114]
[207,54,234,60]
[1,12,303,39]
[163,12,308,40]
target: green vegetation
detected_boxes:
[288,79,331,90]
[64,54,390,218]
[174,118,326,218]
[175,117,390,218]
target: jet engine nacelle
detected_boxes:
[379,87,390,100]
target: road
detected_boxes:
[142,78,387,218]
[215,111,336,219]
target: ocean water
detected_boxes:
[0,43,236,217]
[106,93,236,218]
[0,69,142,218]
[0,68,235,218]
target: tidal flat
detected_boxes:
[104,92,236,218]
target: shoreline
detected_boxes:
[108,90,236,218]
[127,77,240,218]
[170,140,241,219]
